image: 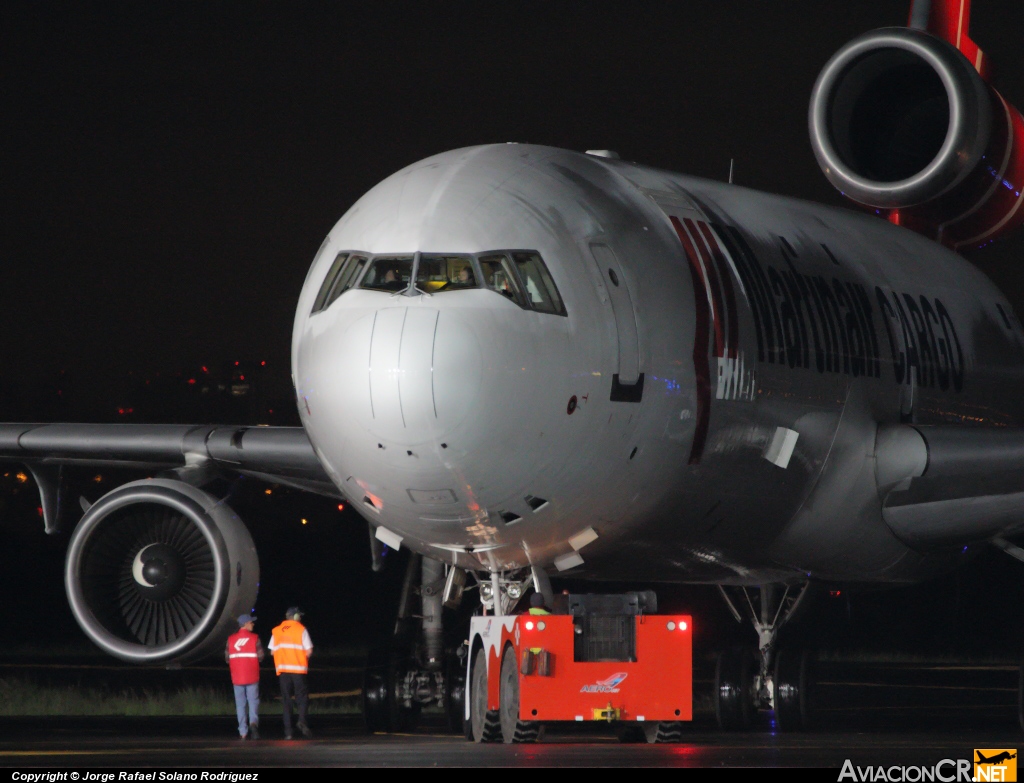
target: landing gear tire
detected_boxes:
[470,648,501,742]
[774,649,815,732]
[715,648,754,730]
[361,648,420,733]
[499,645,540,743]
[362,658,389,733]
[444,652,467,735]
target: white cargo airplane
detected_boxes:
[3,0,1024,735]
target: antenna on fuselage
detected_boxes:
[728,158,735,184]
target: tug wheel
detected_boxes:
[499,645,540,743]
[470,647,501,742]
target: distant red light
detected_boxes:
[187,378,196,385]
[235,361,240,366]
[268,409,273,414]
[337,504,344,511]
[261,361,266,366]
[239,375,245,381]
[117,408,125,415]
[201,366,208,373]
[830,590,842,597]
[36,507,43,518]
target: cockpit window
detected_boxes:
[511,252,566,315]
[360,256,414,292]
[479,254,528,308]
[336,255,369,295]
[315,250,565,313]
[312,253,349,313]
[415,255,478,292]
[311,253,369,313]
[479,251,566,315]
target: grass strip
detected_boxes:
[0,677,361,716]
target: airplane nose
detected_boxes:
[349,305,484,443]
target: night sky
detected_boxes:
[3,1,1024,398]
[2,2,1024,653]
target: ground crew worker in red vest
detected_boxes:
[269,606,314,739]
[225,613,265,740]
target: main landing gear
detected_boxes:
[715,582,815,731]
[363,553,467,734]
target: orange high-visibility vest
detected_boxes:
[271,620,309,675]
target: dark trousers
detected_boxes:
[278,673,309,734]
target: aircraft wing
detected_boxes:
[876,424,1024,548]
[0,423,339,533]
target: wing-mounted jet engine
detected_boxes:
[809,0,1024,249]
[0,423,334,666]
[65,479,259,666]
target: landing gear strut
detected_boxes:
[715,582,814,731]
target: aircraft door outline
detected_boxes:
[588,242,641,386]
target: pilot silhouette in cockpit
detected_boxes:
[382,267,405,291]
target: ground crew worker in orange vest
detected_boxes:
[225,614,265,740]
[269,606,314,739]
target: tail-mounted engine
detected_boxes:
[809,26,1024,249]
[65,479,258,665]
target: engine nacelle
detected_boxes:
[65,479,259,665]
[809,27,1024,249]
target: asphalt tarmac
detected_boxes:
[0,714,1021,769]
[0,660,1019,768]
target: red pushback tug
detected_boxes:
[465,592,692,743]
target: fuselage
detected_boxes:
[292,143,1024,585]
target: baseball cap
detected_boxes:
[238,614,256,626]
[285,606,304,619]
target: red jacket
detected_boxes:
[225,629,264,685]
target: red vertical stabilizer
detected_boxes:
[910,0,989,78]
